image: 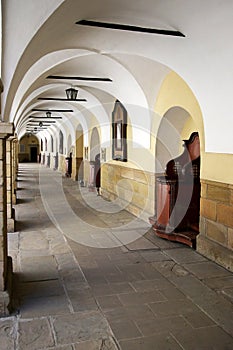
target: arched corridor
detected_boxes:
[4,163,233,349]
[1,1,233,348]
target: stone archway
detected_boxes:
[153,106,200,248]
[19,134,39,163]
[156,107,193,173]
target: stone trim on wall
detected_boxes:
[197,179,233,271]
[101,163,155,222]
[0,122,14,316]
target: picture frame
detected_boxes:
[112,100,127,161]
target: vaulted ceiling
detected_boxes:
[2,0,233,152]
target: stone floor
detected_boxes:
[1,163,233,349]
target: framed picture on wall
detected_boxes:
[112,100,127,161]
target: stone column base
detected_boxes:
[0,257,14,316]
[7,208,16,233]
[12,193,17,205]
[0,290,11,316]
[197,235,233,272]
[7,218,15,233]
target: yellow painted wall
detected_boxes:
[181,117,233,184]
[58,154,66,174]
[19,135,39,162]
[181,116,197,141]
[76,130,83,158]
[154,71,233,184]
[202,153,233,184]
[154,70,204,151]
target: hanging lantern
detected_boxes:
[65,87,78,100]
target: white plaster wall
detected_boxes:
[2,0,233,154]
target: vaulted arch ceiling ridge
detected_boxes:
[16,84,110,141]
[9,48,150,133]
[18,100,76,139]
[11,48,153,149]
[3,0,233,153]
[73,106,107,146]
[2,0,64,106]
[36,125,60,144]
[6,49,99,122]
[105,53,171,109]
[14,83,63,126]
[15,82,89,126]
[16,98,71,129]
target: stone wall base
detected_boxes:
[101,163,155,222]
[7,218,15,233]
[197,235,233,272]
[101,188,150,223]
[0,257,14,316]
[0,290,11,316]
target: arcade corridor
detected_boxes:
[1,163,233,349]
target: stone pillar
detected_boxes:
[11,139,18,206]
[6,139,15,232]
[0,122,14,316]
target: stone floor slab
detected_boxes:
[104,304,155,322]
[96,295,123,310]
[0,319,15,350]
[135,315,192,336]
[109,319,142,340]
[164,247,208,264]
[1,163,233,350]
[125,237,158,251]
[159,285,186,301]
[18,318,54,350]
[20,231,49,251]
[19,294,70,317]
[172,326,233,350]
[74,337,119,349]
[149,299,200,318]
[183,261,232,279]
[221,287,233,302]
[119,332,182,350]
[139,250,171,262]
[49,346,73,350]
[130,277,172,292]
[151,261,189,278]
[118,290,166,306]
[52,311,112,345]
[91,282,134,296]
[192,294,233,337]
[19,255,58,282]
[18,279,65,299]
[203,275,233,290]
[182,310,216,328]
[168,274,218,299]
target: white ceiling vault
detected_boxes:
[1,0,233,153]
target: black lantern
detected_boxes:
[65,87,78,100]
[46,111,51,118]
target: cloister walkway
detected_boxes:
[1,163,233,349]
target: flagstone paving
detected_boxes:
[1,163,233,349]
